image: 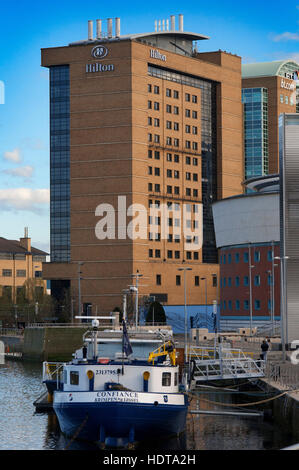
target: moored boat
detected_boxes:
[43,318,189,448]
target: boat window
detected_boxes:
[70,371,79,385]
[174,372,178,386]
[162,372,171,387]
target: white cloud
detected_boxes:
[3,166,34,180]
[273,32,299,42]
[0,188,50,213]
[3,148,22,163]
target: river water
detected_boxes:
[0,360,297,451]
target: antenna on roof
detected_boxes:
[24,227,29,238]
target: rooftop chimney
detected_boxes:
[178,14,184,32]
[88,20,94,40]
[115,17,121,37]
[20,227,31,252]
[96,19,102,39]
[170,15,175,31]
[107,18,113,38]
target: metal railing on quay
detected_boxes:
[26,322,119,329]
[265,361,299,390]
[0,328,25,336]
[188,345,265,382]
[27,323,93,328]
[188,345,255,360]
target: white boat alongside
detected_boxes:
[43,320,188,448]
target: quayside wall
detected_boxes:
[259,378,299,441]
[23,327,88,362]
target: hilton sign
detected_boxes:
[281,79,296,91]
[150,49,167,62]
[86,45,115,73]
[86,63,115,73]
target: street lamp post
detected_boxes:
[78,262,84,318]
[122,289,131,323]
[131,273,143,330]
[200,277,208,329]
[266,270,273,328]
[248,244,255,336]
[275,255,290,361]
[178,267,192,382]
[271,241,275,335]
[71,298,74,324]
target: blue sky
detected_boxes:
[0,0,299,253]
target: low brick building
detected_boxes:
[0,229,48,303]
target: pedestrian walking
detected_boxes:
[261,339,269,361]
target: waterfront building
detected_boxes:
[212,175,280,330]
[242,60,299,180]
[41,15,243,316]
[0,229,48,303]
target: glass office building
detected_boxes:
[242,60,299,181]
[242,87,268,180]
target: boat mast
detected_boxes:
[75,315,116,359]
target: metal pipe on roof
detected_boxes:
[162,19,165,31]
[107,18,113,38]
[158,20,161,31]
[88,20,94,41]
[96,19,102,39]
[115,17,121,37]
[166,19,169,31]
[178,14,184,32]
[154,20,158,32]
[170,15,175,31]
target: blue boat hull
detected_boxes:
[54,400,188,445]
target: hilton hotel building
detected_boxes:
[41,15,243,315]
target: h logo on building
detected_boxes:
[0,81,5,105]
[0,341,5,365]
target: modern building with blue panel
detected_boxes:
[242,60,299,180]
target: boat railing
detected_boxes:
[43,361,66,388]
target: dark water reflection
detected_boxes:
[0,361,296,450]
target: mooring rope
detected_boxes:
[64,414,89,450]
[187,388,294,409]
